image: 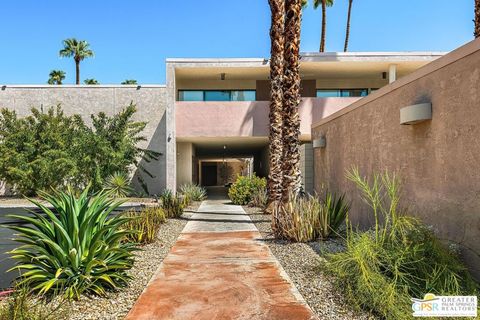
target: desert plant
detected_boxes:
[228,174,267,205]
[178,183,207,205]
[122,207,166,244]
[5,187,135,300]
[103,172,133,198]
[0,285,66,320]
[248,186,268,208]
[318,192,349,239]
[159,189,184,218]
[326,168,479,319]
[272,195,322,242]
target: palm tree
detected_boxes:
[303,0,334,52]
[475,0,480,38]
[267,0,286,213]
[84,78,99,85]
[281,0,303,198]
[47,70,65,85]
[59,38,94,85]
[121,79,137,85]
[344,0,353,51]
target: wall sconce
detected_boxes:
[313,136,326,149]
[220,73,226,80]
[400,103,432,125]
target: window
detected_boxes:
[178,90,256,101]
[178,91,203,101]
[316,89,369,98]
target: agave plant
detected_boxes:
[5,187,135,300]
[319,192,350,239]
[159,189,184,218]
[103,172,133,198]
[178,183,207,205]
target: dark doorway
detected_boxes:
[201,163,217,186]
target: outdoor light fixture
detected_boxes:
[1,85,6,91]
[136,85,141,90]
[220,73,226,80]
[313,136,326,149]
[400,103,432,125]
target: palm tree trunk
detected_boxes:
[475,0,480,38]
[267,0,285,213]
[75,59,80,85]
[282,0,302,199]
[344,0,353,52]
[320,0,326,52]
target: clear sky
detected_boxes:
[0,0,474,85]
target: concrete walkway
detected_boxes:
[126,199,316,320]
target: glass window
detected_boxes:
[341,89,368,97]
[316,90,340,98]
[178,90,203,101]
[231,90,256,101]
[205,91,231,101]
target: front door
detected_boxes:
[201,163,217,186]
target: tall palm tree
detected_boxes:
[475,0,480,38]
[344,0,353,51]
[303,0,334,52]
[281,0,303,198]
[267,0,286,212]
[84,78,99,85]
[47,70,65,85]
[59,38,94,85]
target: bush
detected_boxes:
[228,174,266,205]
[178,183,207,205]
[0,103,159,196]
[248,186,268,208]
[272,192,349,242]
[0,286,66,320]
[5,187,136,300]
[103,172,134,198]
[326,168,479,319]
[160,189,184,218]
[122,207,166,244]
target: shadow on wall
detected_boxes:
[131,111,166,196]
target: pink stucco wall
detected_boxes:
[312,38,480,279]
[175,97,360,138]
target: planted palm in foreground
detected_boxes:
[6,187,135,299]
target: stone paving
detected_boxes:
[126,199,316,320]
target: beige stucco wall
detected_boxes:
[312,38,480,278]
[0,85,168,195]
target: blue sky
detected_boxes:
[0,0,474,84]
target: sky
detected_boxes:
[0,0,475,85]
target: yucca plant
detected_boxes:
[122,207,166,244]
[159,189,184,218]
[103,172,133,198]
[178,183,207,205]
[5,187,135,300]
[249,186,268,209]
[318,192,350,239]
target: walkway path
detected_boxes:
[126,199,316,320]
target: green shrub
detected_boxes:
[0,286,66,320]
[318,192,350,239]
[248,186,268,208]
[160,189,184,218]
[327,168,479,319]
[103,172,134,198]
[178,183,207,205]
[122,207,166,244]
[5,187,136,300]
[228,174,266,205]
[0,103,159,196]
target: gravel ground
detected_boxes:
[55,217,188,320]
[246,207,376,320]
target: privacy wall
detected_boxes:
[312,38,480,278]
[0,85,167,195]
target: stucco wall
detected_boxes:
[312,39,480,278]
[176,97,360,140]
[0,85,168,195]
[176,142,193,187]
